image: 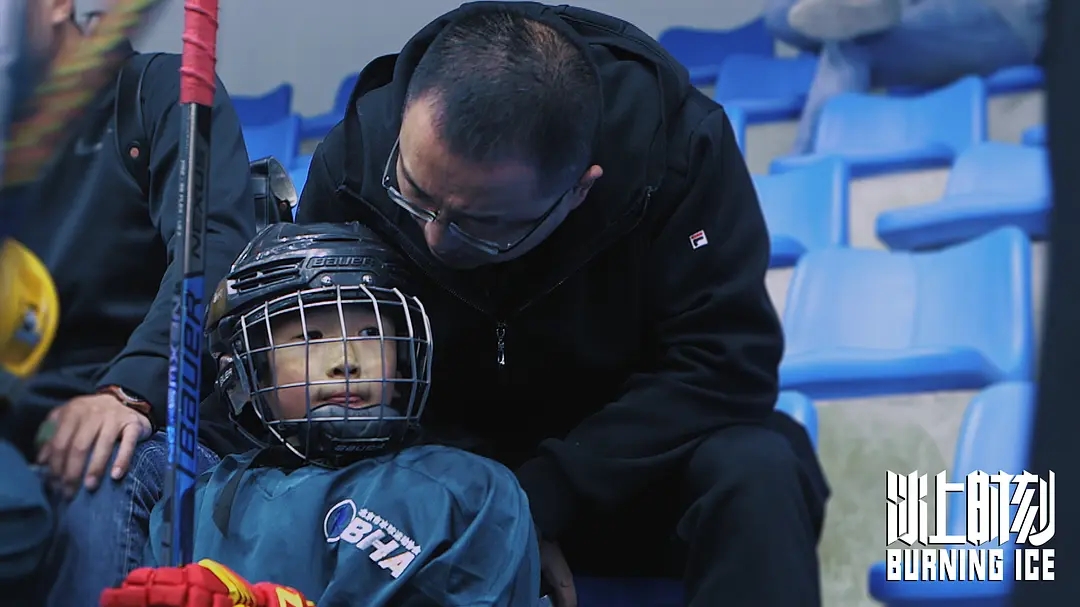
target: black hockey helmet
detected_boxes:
[207,222,433,466]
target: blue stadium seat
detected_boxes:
[984,64,1044,95]
[1022,124,1045,147]
[867,381,1036,606]
[243,114,301,170]
[877,143,1050,250]
[891,65,1044,97]
[300,73,359,141]
[775,391,819,449]
[725,105,747,152]
[753,157,849,268]
[771,76,986,178]
[231,83,293,127]
[658,18,774,87]
[292,154,313,173]
[715,54,817,123]
[779,227,1034,399]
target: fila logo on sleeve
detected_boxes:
[689,230,708,249]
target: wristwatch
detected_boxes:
[98,384,153,419]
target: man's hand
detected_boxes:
[100,559,315,607]
[540,539,576,607]
[36,392,151,496]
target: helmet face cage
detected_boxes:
[226,284,433,466]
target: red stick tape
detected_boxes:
[179,0,219,106]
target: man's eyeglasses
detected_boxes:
[381,139,567,256]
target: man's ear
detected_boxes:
[50,0,75,26]
[566,165,604,211]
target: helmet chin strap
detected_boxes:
[306,402,405,440]
[273,403,413,465]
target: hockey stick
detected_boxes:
[161,0,218,567]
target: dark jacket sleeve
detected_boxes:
[296,123,351,223]
[516,108,785,538]
[97,55,255,428]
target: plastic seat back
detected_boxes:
[754,157,848,265]
[658,18,773,83]
[945,382,1037,540]
[715,54,817,104]
[232,83,293,127]
[813,76,986,157]
[783,228,1033,382]
[243,114,301,170]
[944,142,1049,199]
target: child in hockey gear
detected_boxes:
[102,222,541,607]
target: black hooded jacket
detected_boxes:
[297,2,791,539]
[5,49,254,455]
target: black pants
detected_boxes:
[559,412,829,607]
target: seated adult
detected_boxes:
[764,0,1046,153]
[0,0,57,591]
[296,3,830,605]
[1,1,254,605]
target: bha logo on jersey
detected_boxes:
[324,499,422,579]
[885,470,1056,583]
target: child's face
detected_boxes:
[267,304,399,420]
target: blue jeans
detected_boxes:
[763,0,1042,152]
[0,440,51,582]
[30,432,218,607]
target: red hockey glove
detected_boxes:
[99,559,315,607]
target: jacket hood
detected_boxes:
[342,2,694,209]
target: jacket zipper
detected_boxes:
[491,186,654,378]
[495,321,507,367]
[513,186,653,317]
[342,186,491,314]
[344,185,653,377]
[342,187,511,377]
